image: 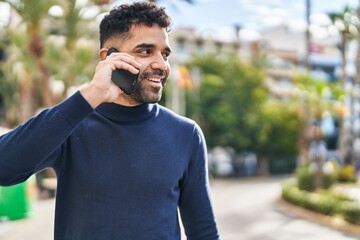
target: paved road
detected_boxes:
[0,197,54,240]
[0,177,359,240]
[210,177,360,240]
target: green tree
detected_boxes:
[0,30,37,125]
[187,53,267,151]
[187,53,304,175]
[256,100,301,174]
[0,0,57,121]
[291,73,343,189]
[47,0,100,91]
[0,0,103,125]
[328,6,358,86]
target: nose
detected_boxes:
[150,53,168,71]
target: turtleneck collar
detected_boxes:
[95,102,158,125]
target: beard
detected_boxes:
[123,70,167,105]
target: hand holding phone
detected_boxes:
[107,47,139,95]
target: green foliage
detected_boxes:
[294,74,343,99]
[296,164,337,191]
[0,30,38,118]
[2,0,57,25]
[339,201,360,225]
[187,53,301,160]
[338,164,358,183]
[296,164,316,191]
[323,171,338,189]
[257,100,301,157]
[282,181,360,225]
[303,192,338,215]
[268,156,297,175]
[187,54,265,150]
[282,180,308,206]
[0,0,103,124]
[46,41,97,89]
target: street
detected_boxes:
[0,177,359,240]
[210,177,360,240]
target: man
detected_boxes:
[0,2,219,239]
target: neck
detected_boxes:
[96,102,157,125]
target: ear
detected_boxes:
[99,48,108,60]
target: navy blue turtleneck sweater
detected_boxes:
[0,92,219,239]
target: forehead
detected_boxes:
[123,24,170,49]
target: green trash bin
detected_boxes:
[0,181,31,220]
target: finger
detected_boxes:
[107,53,142,69]
[112,61,141,74]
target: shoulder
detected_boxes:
[157,105,204,141]
[157,105,196,127]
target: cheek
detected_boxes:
[137,60,148,71]
[166,64,171,76]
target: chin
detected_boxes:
[131,90,162,104]
[143,93,162,103]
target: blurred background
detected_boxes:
[0,0,360,239]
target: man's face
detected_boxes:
[108,24,171,105]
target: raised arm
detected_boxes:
[0,92,93,186]
[0,47,141,186]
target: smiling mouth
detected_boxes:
[146,77,162,83]
[141,70,166,84]
[143,76,166,87]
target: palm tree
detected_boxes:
[0,0,56,121]
[305,0,311,72]
[328,6,356,86]
[1,0,103,121]
[356,2,360,85]
[48,0,100,91]
[328,7,359,169]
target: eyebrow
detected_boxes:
[134,43,172,53]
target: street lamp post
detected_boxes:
[305,0,311,72]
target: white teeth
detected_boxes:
[147,77,161,83]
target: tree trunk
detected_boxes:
[38,57,53,107]
[257,155,269,176]
[305,0,311,72]
[19,73,35,122]
[28,28,53,107]
[356,5,360,85]
[340,30,347,86]
[314,156,324,190]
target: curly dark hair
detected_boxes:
[99,2,172,48]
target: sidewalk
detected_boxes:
[0,198,54,240]
[211,177,360,240]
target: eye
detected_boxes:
[139,49,152,55]
[162,52,171,59]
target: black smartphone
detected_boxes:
[107,47,139,95]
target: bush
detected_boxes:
[296,163,338,191]
[338,164,357,183]
[318,189,354,202]
[281,181,336,215]
[313,194,339,215]
[296,164,315,191]
[282,180,360,226]
[282,181,308,207]
[339,201,360,225]
[323,172,337,189]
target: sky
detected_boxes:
[113,0,360,41]
[0,0,359,41]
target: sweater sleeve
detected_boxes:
[178,124,219,240]
[0,91,93,186]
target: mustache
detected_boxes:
[139,70,166,79]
